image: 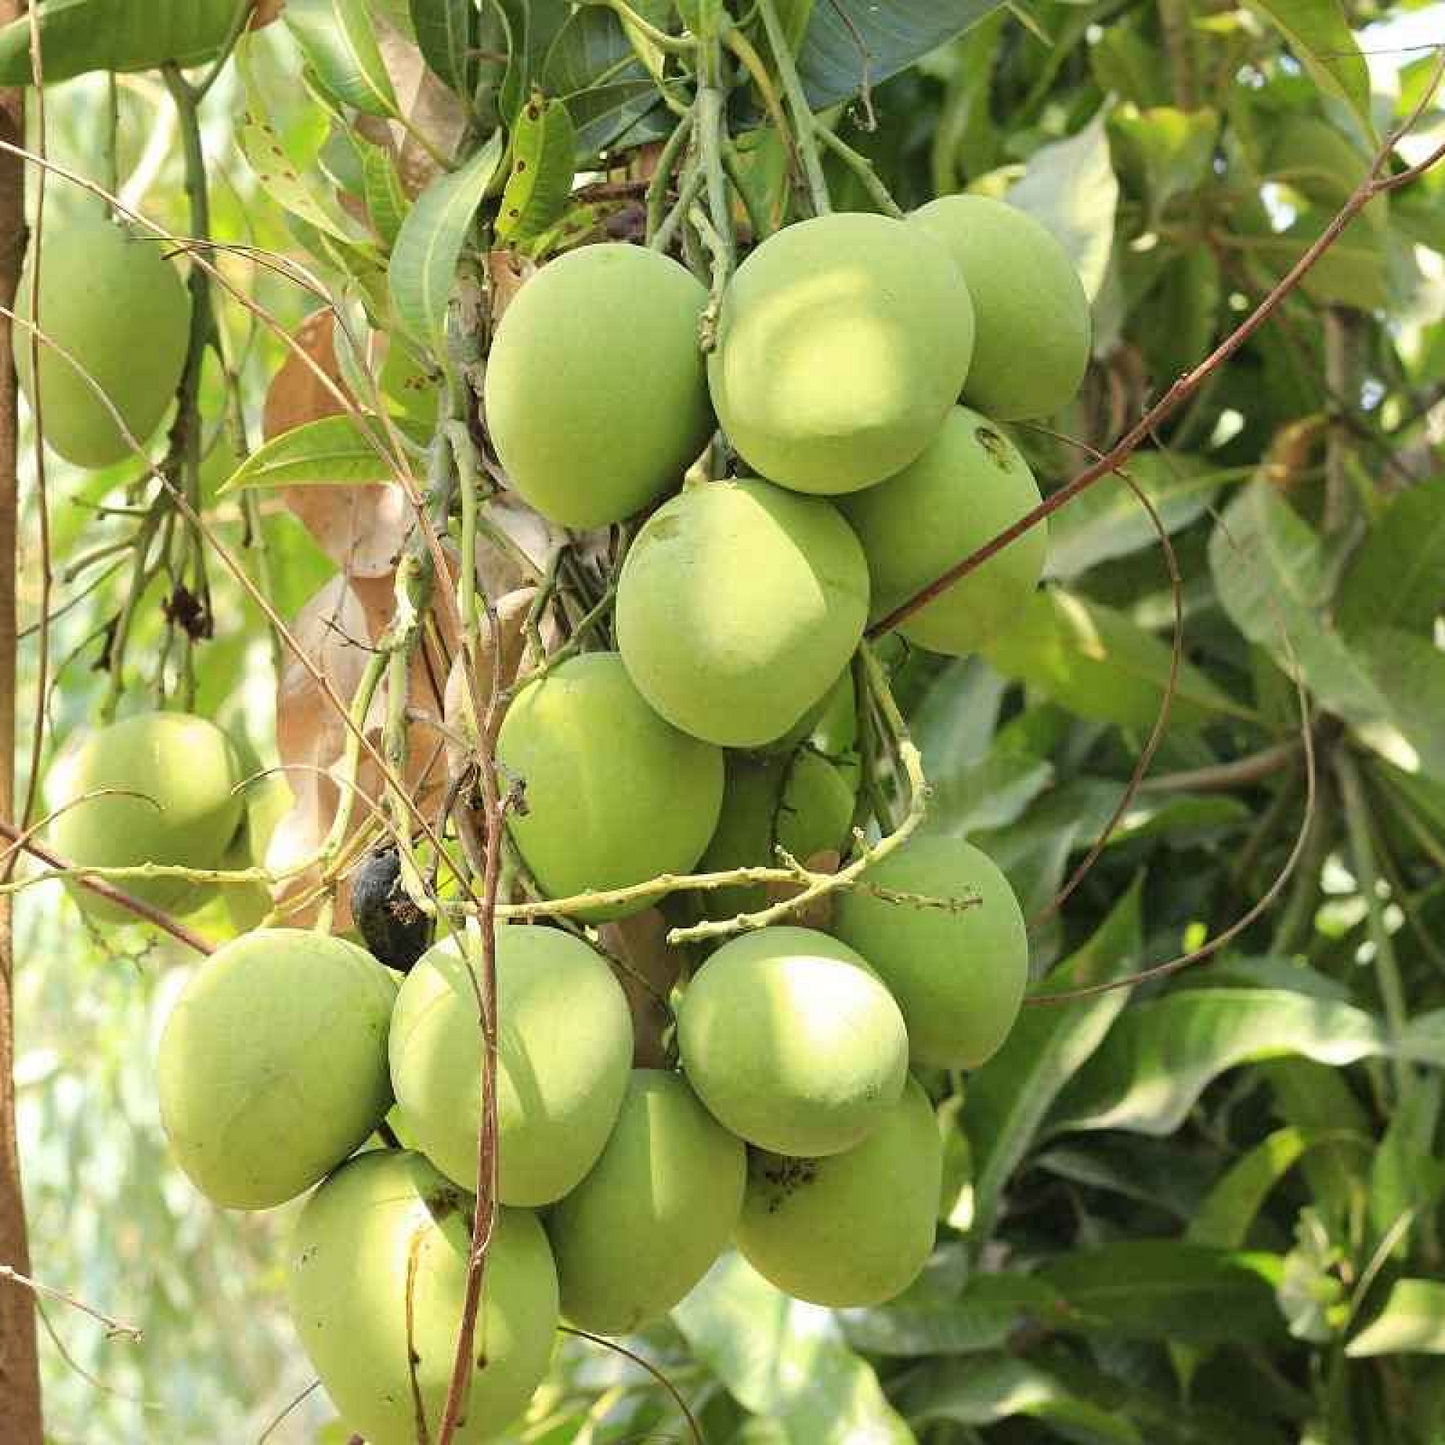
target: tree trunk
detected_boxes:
[0,1,42,1435]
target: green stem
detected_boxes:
[646,109,696,244]
[1336,750,1412,1102]
[696,33,737,273]
[753,0,830,214]
[815,123,905,218]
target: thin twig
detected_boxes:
[0,1264,142,1341]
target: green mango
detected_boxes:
[617,478,869,747]
[834,835,1028,1069]
[840,405,1047,657]
[912,194,1090,421]
[49,710,244,922]
[16,217,190,468]
[484,243,715,527]
[390,927,633,1205]
[699,747,856,919]
[157,929,397,1209]
[547,1070,745,1334]
[708,211,974,494]
[0,0,240,85]
[497,653,724,920]
[676,926,908,1156]
[286,1150,558,1444]
[737,1075,941,1307]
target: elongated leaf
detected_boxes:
[1210,481,1390,726]
[0,0,238,84]
[1190,1127,1367,1249]
[496,92,577,245]
[410,0,475,94]
[1243,0,1374,135]
[389,131,504,346]
[286,0,398,117]
[902,1353,1142,1442]
[1337,475,1445,641]
[1347,1280,1445,1356]
[796,1,1007,113]
[1038,1242,1284,1345]
[1007,108,1118,301]
[219,415,426,493]
[1045,452,1231,580]
[1368,1073,1445,1254]
[360,140,411,249]
[672,1252,913,1445]
[980,589,1250,733]
[1355,628,1445,781]
[840,1273,1073,1358]
[1053,989,1390,1136]
[965,881,1143,1244]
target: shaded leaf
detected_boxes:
[980,589,1251,733]
[965,881,1144,1244]
[389,131,504,345]
[1337,475,1445,640]
[1243,0,1374,136]
[672,1252,913,1445]
[410,0,475,95]
[496,91,577,245]
[1038,1241,1285,1345]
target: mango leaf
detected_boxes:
[797,1,1008,113]
[1037,1241,1285,1345]
[901,1353,1142,1442]
[965,881,1143,1245]
[235,36,365,242]
[672,1252,913,1445]
[496,92,577,245]
[1110,105,1220,222]
[218,415,428,493]
[980,589,1250,733]
[1210,481,1389,727]
[1368,1074,1445,1255]
[1007,108,1118,302]
[839,1273,1073,1357]
[0,0,238,84]
[1052,989,1391,1137]
[1347,1280,1445,1356]
[410,0,476,95]
[359,139,411,249]
[286,0,398,117]
[1356,628,1445,781]
[1045,452,1233,580]
[1243,0,1374,136]
[1190,1127,1368,1249]
[389,131,504,346]
[1337,475,1445,640]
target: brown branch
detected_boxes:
[870,87,1445,641]
[0,818,212,956]
[1138,739,1303,793]
[559,1326,704,1444]
[0,1265,141,1342]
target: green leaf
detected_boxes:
[359,139,411,249]
[496,91,577,245]
[1044,452,1232,580]
[235,38,366,243]
[1110,105,1220,222]
[218,415,425,493]
[1190,1127,1367,1249]
[1037,1242,1285,1345]
[839,1273,1073,1357]
[1368,1073,1445,1255]
[1337,475,1445,640]
[285,0,398,117]
[1243,0,1374,137]
[389,131,504,346]
[1210,481,1389,727]
[1347,1280,1445,1356]
[796,2,1008,114]
[1355,628,1445,781]
[902,1353,1143,1442]
[410,0,476,95]
[1052,989,1390,1137]
[979,589,1251,733]
[965,881,1144,1244]
[1007,108,1119,302]
[0,0,239,84]
[672,1253,913,1445]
